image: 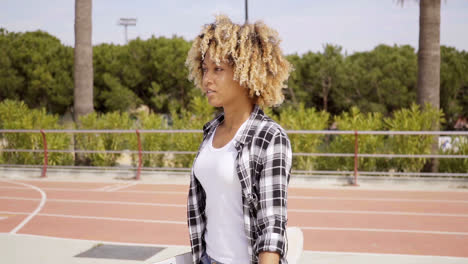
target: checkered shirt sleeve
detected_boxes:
[255,128,292,259]
[187,173,206,262]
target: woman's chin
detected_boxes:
[207,100,222,108]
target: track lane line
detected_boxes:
[2,210,468,236]
[10,179,468,193]
[0,186,186,195]
[1,196,467,217]
[106,182,138,192]
[0,180,47,234]
[288,195,468,203]
[0,211,186,225]
[300,226,468,235]
[1,186,467,203]
[94,183,124,191]
[288,208,468,217]
[0,196,185,207]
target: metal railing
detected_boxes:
[1,129,467,184]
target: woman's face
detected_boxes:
[201,52,248,108]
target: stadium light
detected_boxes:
[118,18,137,44]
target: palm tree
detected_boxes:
[417,0,440,110]
[400,0,441,172]
[74,0,93,165]
[74,0,94,122]
[418,0,441,172]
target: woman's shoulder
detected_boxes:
[250,116,292,161]
[252,114,289,143]
[202,112,224,134]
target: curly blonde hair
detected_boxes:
[185,15,292,107]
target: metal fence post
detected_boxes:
[135,129,142,180]
[40,129,48,178]
[353,130,359,186]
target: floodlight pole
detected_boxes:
[118,18,137,44]
[245,0,249,23]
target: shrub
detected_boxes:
[276,104,329,171]
[384,103,445,172]
[168,96,214,168]
[0,100,73,165]
[75,111,134,166]
[136,111,169,168]
[2,99,459,174]
[316,107,385,172]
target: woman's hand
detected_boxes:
[258,251,280,264]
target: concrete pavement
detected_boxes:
[2,233,468,264]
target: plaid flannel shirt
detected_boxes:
[187,105,292,264]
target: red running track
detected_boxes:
[1,179,468,258]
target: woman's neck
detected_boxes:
[222,101,254,132]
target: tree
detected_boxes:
[0,29,25,104]
[74,0,94,122]
[139,36,194,113]
[418,0,441,172]
[461,51,468,119]
[417,0,441,110]
[285,52,317,109]
[0,30,74,114]
[92,36,195,114]
[346,45,417,115]
[74,0,93,166]
[285,44,346,114]
[317,45,346,112]
[93,43,142,112]
[440,46,467,128]
[399,0,442,172]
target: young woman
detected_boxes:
[185,15,293,264]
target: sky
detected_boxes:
[2,0,467,55]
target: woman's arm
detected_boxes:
[255,129,292,262]
[259,251,280,264]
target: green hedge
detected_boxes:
[75,111,135,166]
[272,104,330,171]
[316,107,385,172]
[136,96,214,168]
[384,104,445,172]
[0,100,466,173]
[0,100,73,165]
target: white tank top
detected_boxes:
[193,122,250,264]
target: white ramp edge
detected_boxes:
[152,227,304,264]
[287,226,304,264]
[153,252,191,264]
